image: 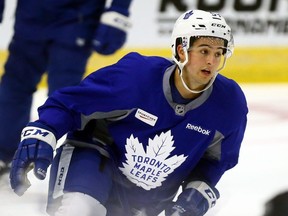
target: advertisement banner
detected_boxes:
[127,0,288,47]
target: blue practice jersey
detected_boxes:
[38,52,248,204]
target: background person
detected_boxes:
[263,191,288,216]
[0,0,133,176]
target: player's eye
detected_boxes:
[200,49,209,55]
[215,51,222,58]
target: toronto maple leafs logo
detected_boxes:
[119,130,187,190]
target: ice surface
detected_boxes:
[1,84,288,216]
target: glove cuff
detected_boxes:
[100,11,132,32]
[185,181,219,209]
[21,125,57,149]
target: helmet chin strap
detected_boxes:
[172,47,228,94]
[179,71,218,94]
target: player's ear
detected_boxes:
[177,45,187,63]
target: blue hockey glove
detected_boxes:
[165,181,219,216]
[93,7,131,55]
[10,122,56,196]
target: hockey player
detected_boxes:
[0,0,133,176]
[10,10,248,216]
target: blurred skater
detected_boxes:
[0,0,133,176]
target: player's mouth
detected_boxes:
[200,69,212,77]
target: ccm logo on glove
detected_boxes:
[21,126,56,149]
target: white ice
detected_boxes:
[1,84,288,216]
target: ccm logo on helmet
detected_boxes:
[211,23,226,28]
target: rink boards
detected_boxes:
[0,47,288,87]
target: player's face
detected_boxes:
[182,37,225,91]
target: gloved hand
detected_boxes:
[10,122,57,196]
[165,181,219,216]
[93,7,131,55]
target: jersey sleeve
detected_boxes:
[36,52,170,140]
[36,53,139,140]
[110,0,133,15]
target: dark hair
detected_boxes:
[174,36,228,60]
[174,37,197,60]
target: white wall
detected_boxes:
[0,0,16,49]
[1,0,288,50]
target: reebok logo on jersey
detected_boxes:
[186,123,211,135]
[135,109,158,126]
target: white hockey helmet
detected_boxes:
[171,10,234,94]
[171,9,234,60]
